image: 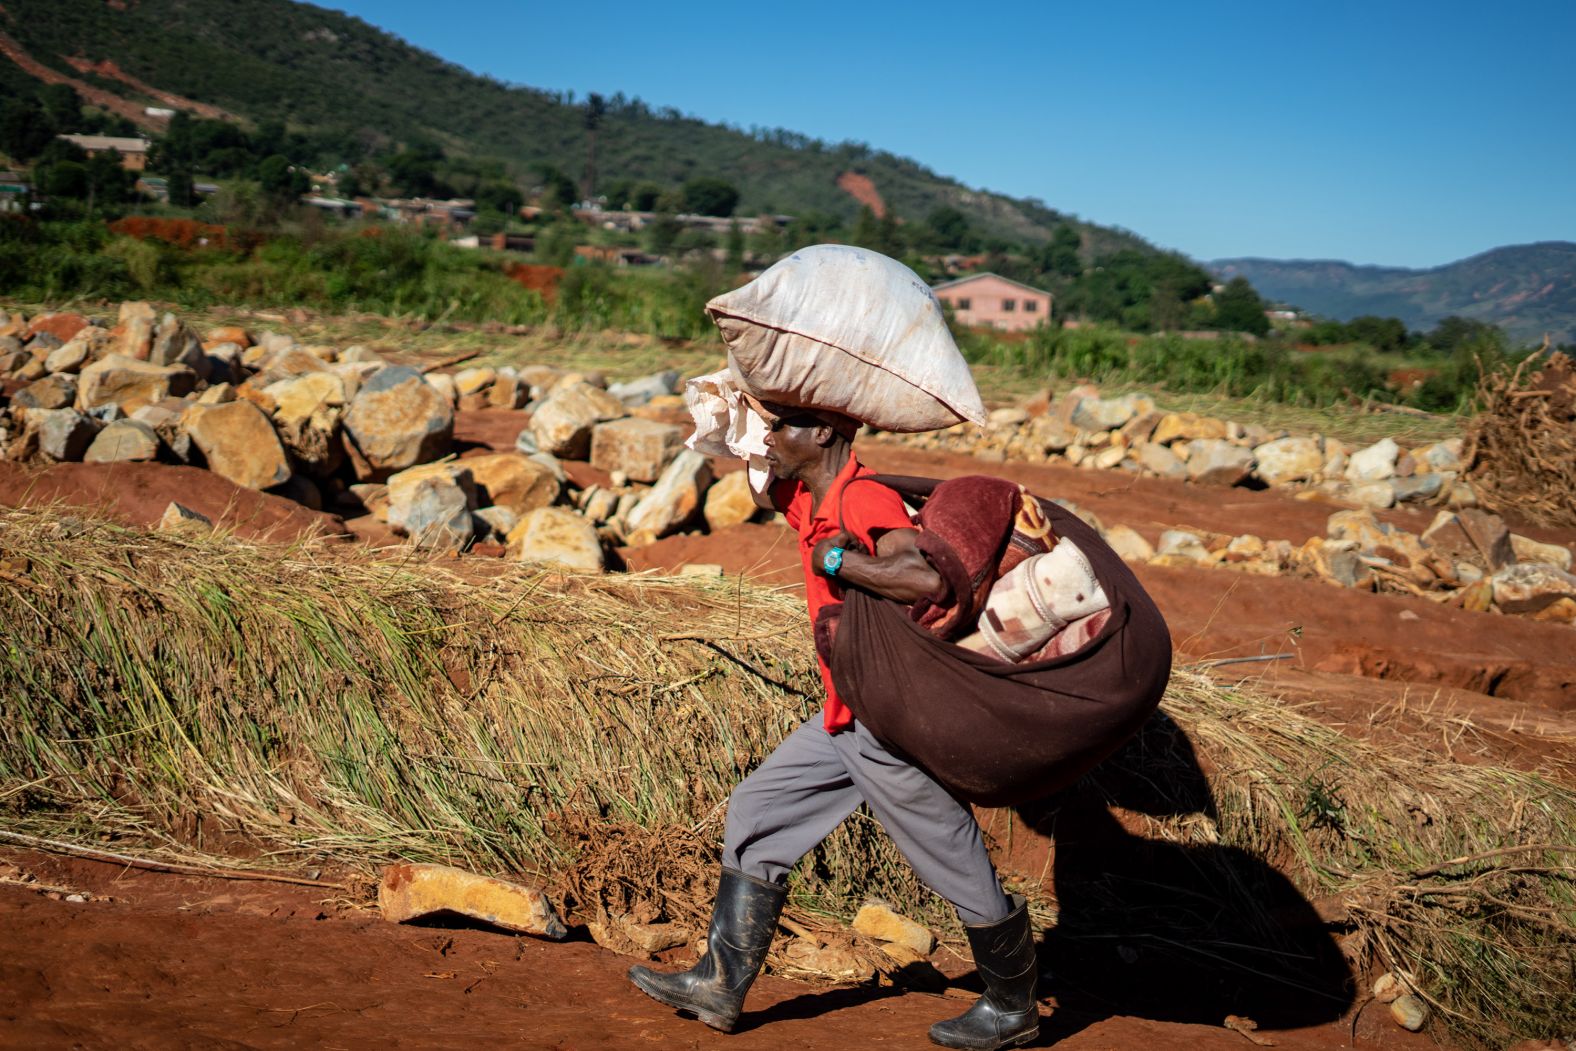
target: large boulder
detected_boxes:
[589,417,684,483]
[509,507,605,572]
[460,452,560,514]
[342,365,454,480]
[703,470,760,530]
[13,374,77,411]
[385,462,477,533]
[400,476,476,549]
[623,450,712,545]
[83,419,161,463]
[1183,439,1255,486]
[266,372,347,477]
[184,400,291,489]
[528,381,625,459]
[1252,436,1323,486]
[76,354,197,415]
[30,408,100,462]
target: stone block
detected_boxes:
[342,365,454,480]
[1252,436,1323,487]
[704,470,760,530]
[608,370,680,407]
[1349,480,1397,509]
[84,419,160,463]
[401,476,476,549]
[1345,438,1399,482]
[184,400,291,489]
[378,863,566,939]
[623,450,712,545]
[157,502,213,535]
[1510,534,1573,572]
[461,452,560,514]
[13,374,77,411]
[528,381,625,459]
[1071,392,1153,432]
[1101,524,1155,562]
[31,408,100,462]
[1491,563,1576,615]
[590,417,684,483]
[1183,439,1255,486]
[1152,411,1227,445]
[509,507,605,572]
[266,372,348,477]
[453,366,496,396]
[1132,440,1185,479]
[76,354,197,415]
[852,903,935,955]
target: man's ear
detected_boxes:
[813,424,837,448]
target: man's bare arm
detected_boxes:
[811,528,943,603]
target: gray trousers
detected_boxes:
[720,715,1010,925]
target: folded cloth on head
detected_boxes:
[684,369,774,496]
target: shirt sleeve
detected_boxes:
[841,477,915,553]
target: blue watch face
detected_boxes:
[823,546,844,576]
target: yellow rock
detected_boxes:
[461,452,560,514]
[703,471,759,531]
[378,862,566,939]
[1151,411,1227,445]
[852,902,935,955]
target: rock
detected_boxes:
[509,507,605,572]
[454,366,496,397]
[582,486,620,523]
[378,863,566,940]
[1101,524,1155,562]
[1391,473,1443,503]
[1415,438,1464,473]
[205,325,252,349]
[342,365,455,480]
[31,408,100,462]
[425,371,457,406]
[1491,563,1576,615]
[148,313,205,373]
[76,354,197,414]
[249,347,331,389]
[386,463,476,528]
[44,337,92,375]
[157,502,213,534]
[460,452,560,515]
[528,381,626,459]
[13,374,77,410]
[1346,438,1399,482]
[27,312,89,344]
[1252,436,1323,486]
[1348,480,1397,509]
[184,400,292,489]
[1155,529,1212,564]
[1422,509,1515,570]
[266,372,347,477]
[130,401,195,464]
[111,303,156,360]
[1030,415,1080,453]
[487,372,528,410]
[348,482,390,521]
[1224,534,1266,562]
[704,470,760,530]
[1071,392,1153,432]
[608,369,680,407]
[1132,440,1185,479]
[590,417,684,483]
[1293,538,1372,588]
[1327,509,1389,550]
[852,903,935,954]
[196,383,236,405]
[779,939,877,983]
[1119,410,1165,445]
[12,356,46,382]
[1510,535,1573,572]
[624,450,712,545]
[1389,993,1428,1032]
[1184,439,1255,486]
[1320,437,1348,479]
[203,343,246,386]
[1531,597,1576,624]
[400,476,476,549]
[83,419,160,463]
[1087,445,1126,470]
[1152,411,1227,445]
[989,407,1029,427]
[473,505,519,542]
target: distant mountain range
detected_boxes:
[1213,242,1576,346]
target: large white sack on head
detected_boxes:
[705,244,987,433]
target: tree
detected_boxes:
[1346,315,1409,353]
[257,154,308,203]
[532,164,577,211]
[1212,276,1271,336]
[582,92,606,201]
[680,177,739,217]
[925,206,971,251]
[0,96,55,162]
[1039,224,1082,278]
[38,84,82,132]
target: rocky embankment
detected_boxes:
[2,304,1573,624]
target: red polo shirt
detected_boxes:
[773,456,914,732]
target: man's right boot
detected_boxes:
[929,895,1041,1049]
[627,867,787,1033]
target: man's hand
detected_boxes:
[811,530,858,578]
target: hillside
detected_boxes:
[0,0,1152,257]
[1213,241,1576,346]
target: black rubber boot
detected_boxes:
[628,868,787,1033]
[929,895,1040,1050]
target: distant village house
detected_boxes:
[931,273,1053,332]
[57,135,152,171]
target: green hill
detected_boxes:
[1213,242,1576,347]
[0,0,1148,256]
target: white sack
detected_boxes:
[684,368,775,496]
[705,244,987,433]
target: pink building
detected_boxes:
[932,273,1053,332]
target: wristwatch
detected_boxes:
[821,546,845,578]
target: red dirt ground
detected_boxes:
[836,171,887,218]
[4,416,1575,1049]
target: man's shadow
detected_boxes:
[1017,709,1356,1042]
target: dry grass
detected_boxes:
[1,506,1571,1047]
[1465,348,1576,528]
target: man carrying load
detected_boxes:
[629,245,1170,1049]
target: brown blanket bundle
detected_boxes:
[827,475,1172,806]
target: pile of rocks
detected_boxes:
[884,384,1478,511]
[0,305,763,571]
[1080,500,1576,625]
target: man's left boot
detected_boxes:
[929,895,1040,1050]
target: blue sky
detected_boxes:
[318,0,1573,268]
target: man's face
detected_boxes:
[762,415,827,481]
